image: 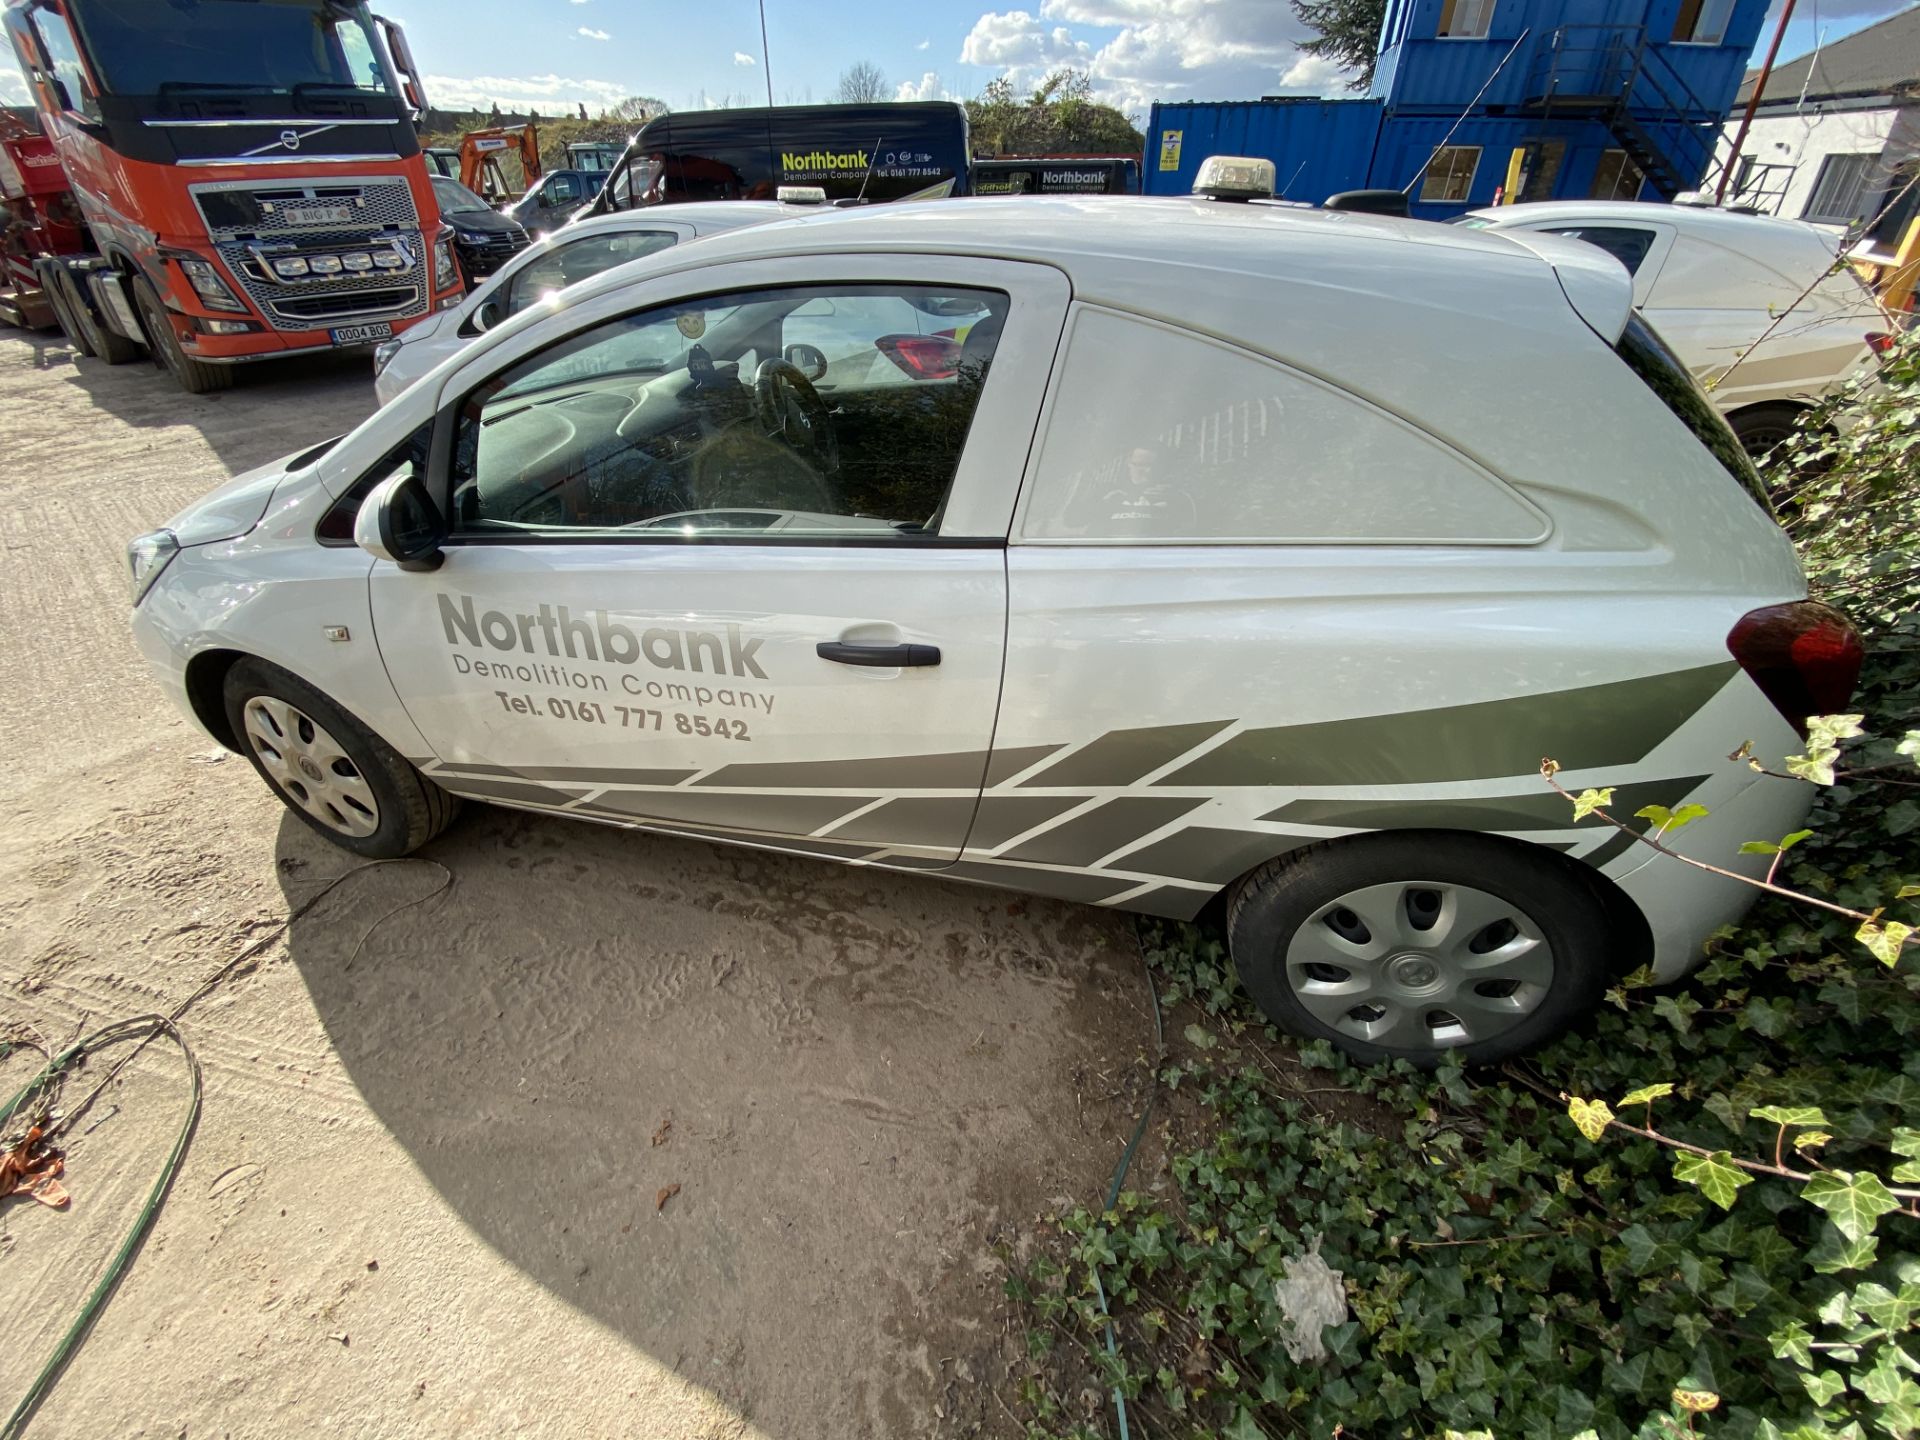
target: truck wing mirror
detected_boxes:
[373,16,428,117]
[354,469,446,571]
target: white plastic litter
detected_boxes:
[1272,1242,1348,1364]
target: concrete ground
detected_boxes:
[0,332,1153,1438]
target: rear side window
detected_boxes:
[1613,314,1769,507]
[1543,224,1656,275]
[1019,308,1545,545]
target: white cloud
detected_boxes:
[577,26,610,41]
[895,71,955,101]
[963,1,1354,118]
[733,51,757,66]
[917,38,931,50]
[424,71,629,113]
[959,9,1094,93]
[0,69,30,105]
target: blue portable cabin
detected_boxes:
[1144,0,1769,218]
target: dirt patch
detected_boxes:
[0,333,1146,1437]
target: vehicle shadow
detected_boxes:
[12,328,378,475]
[275,800,1147,1437]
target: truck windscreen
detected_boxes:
[67,0,391,98]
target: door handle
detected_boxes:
[815,640,941,668]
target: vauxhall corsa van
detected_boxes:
[127,198,1860,1065]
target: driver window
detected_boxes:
[504,232,680,316]
[30,10,101,123]
[450,283,1008,540]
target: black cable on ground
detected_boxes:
[0,857,452,1439]
[1088,920,1168,1440]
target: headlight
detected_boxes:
[308,254,343,275]
[273,256,311,278]
[341,252,374,272]
[128,529,178,606]
[177,256,246,313]
[432,229,457,288]
[372,337,403,375]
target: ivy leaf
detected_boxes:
[1671,1388,1721,1413]
[1896,730,1920,759]
[1672,1150,1754,1211]
[1891,1128,1920,1183]
[1801,1170,1901,1243]
[1740,829,1815,856]
[1801,1369,1848,1407]
[1808,1226,1880,1274]
[1856,919,1914,967]
[1794,1131,1833,1152]
[1769,1320,1813,1370]
[1222,1405,1265,1440]
[1571,787,1615,821]
[1619,1083,1675,1108]
[1751,1106,1830,1127]
[1887,800,1920,838]
[1182,1023,1218,1052]
[1654,994,1703,1034]
[1635,802,1711,834]
[1567,1096,1614,1143]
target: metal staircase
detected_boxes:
[1519,25,1722,199]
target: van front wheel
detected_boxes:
[1227,834,1611,1066]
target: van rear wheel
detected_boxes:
[222,658,459,858]
[1226,834,1611,1066]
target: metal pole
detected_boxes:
[1717,0,1796,203]
[758,0,775,108]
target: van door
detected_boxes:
[369,255,1068,861]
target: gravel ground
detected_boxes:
[0,332,1149,1438]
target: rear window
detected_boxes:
[1614,313,1770,508]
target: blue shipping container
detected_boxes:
[1146,100,1383,202]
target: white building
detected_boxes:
[1716,3,1920,247]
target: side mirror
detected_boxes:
[474,298,502,332]
[354,469,446,571]
[783,342,828,381]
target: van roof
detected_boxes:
[1466,200,1842,267]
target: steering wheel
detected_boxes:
[753,357,838,475]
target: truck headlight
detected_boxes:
[433,229,458,288]
[128,529,179,605]
[176,257,246,313]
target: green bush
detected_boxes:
[1008,336,1920,1439]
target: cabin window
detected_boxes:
[1591,150,1645,200]
[1803,152,1886,225]
[1672,0,1734,44]
[1419,146,1481,203]
[1438,0,1496,37]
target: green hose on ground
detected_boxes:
[1089,926,1168,1440]
[1,1017,202,1440]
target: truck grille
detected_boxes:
[192,177,431,333]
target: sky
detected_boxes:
[1,0,1913,119]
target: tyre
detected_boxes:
[129,274,232,394]
[222,657,460,859]
[67,268,143,365]
[1727,402,1807,465]
[34,259,94,355]
[1227,833,1613,1066]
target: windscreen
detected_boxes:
[433,178,492,215]
[1615,313,1771,509]
[68,0,391,98]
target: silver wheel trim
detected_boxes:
[1283,880,1555,1051]
[242,696,381,839]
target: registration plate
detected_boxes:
[330,323,392,346]
[282,202,354,226]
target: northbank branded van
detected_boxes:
[128,198,1861,1067]
[588,102,972,211]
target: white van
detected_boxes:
[1460,201,1888,456]
[127,199,1860,1064]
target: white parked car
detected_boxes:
[1459,200,1889,457]
[372,202,816,405]
[128,199,1860,1064]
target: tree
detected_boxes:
[965,70,1143,156]
[833,61,890,104]
[606,95,670,122]
[1288,0,1387,92]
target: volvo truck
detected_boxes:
[2,0,461,392]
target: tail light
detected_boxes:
[874,334,960,380]
[1866,331,1898,356]
[1726,600,1864,734]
